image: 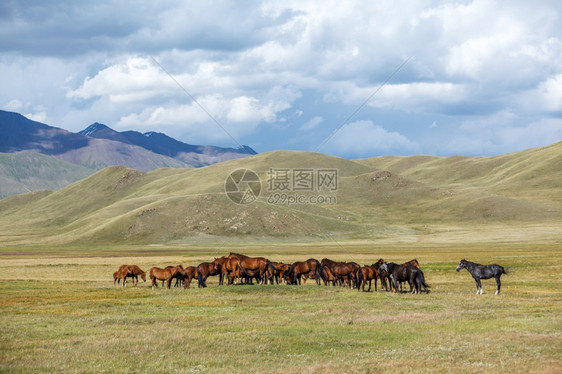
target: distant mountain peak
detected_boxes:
[79,122,111,136]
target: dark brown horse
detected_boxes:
[357,264,380,292]
[397,259,421,291]
[196,259,222,288]
[321,258,359,287]
[380,262,429,294]
[372,259,389,291]
[228,253,269,284]
[149,265,185,290]
[286,258,324,285]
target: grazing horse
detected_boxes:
[196,260,222,288]
[228,253,269,284]
[114,264,146,287]
[266,262,289,284]
[357,264,379,292]
[380,262,429,294]
[126,265,147,286]
[149,265,185,290]
[321,258,359,287]
[456,259,508,295]
[286,258,324,285]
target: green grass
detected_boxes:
[0,244,560,373]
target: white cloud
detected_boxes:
[326,120,418,157]
[2,99,24,112]
[24,111,48,123]
[526,74,562,113]
[300,116,323,131]
[2,1,561,155]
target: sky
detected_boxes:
[1,0,562,158]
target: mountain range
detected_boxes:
[0,110,256,198]
[0,142,560,246]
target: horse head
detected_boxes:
[456,259,466,272]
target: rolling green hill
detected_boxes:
[0,151,95,199]
[0,143,560,246]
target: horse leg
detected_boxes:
[474,278,482,294]
[495,275,501,295]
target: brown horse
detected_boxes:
[357,264,380,292]
[149,265,185,290]
[321,258,359,287]
[183,266,197,289]
[228,253,269,284]
[196,260,222,288]
[113,268,128,286]
[266,262,289,284]
[286,258,324,285]
[114,264,146,287]
[372,259,389,291]
[221,256,241,285]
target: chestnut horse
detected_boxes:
[149,265,185,290]
[265,261,289,285]
[113,268,128,287]
[286,258,324,285]
[196,259,222,288]
[228,253,269,284]
[183,266,197,289]
[321,258,359,287]
[222,256,241,285]
[113,264,146,287]
[357,264,380,292]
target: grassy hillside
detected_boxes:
[0,144,560,246]
[0,151,95,198]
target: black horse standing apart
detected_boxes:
[456,259,508,295]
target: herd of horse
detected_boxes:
[113,254,508,295]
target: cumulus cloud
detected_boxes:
[326,120,418,157]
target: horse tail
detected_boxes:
[503,266,510,275]
[357,269,363,291]
[418,270,430,292]
[315,260,324,285]
[197,267,205,288]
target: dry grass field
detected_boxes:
[1,243,560,373]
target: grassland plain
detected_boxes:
[0,243,560,373]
